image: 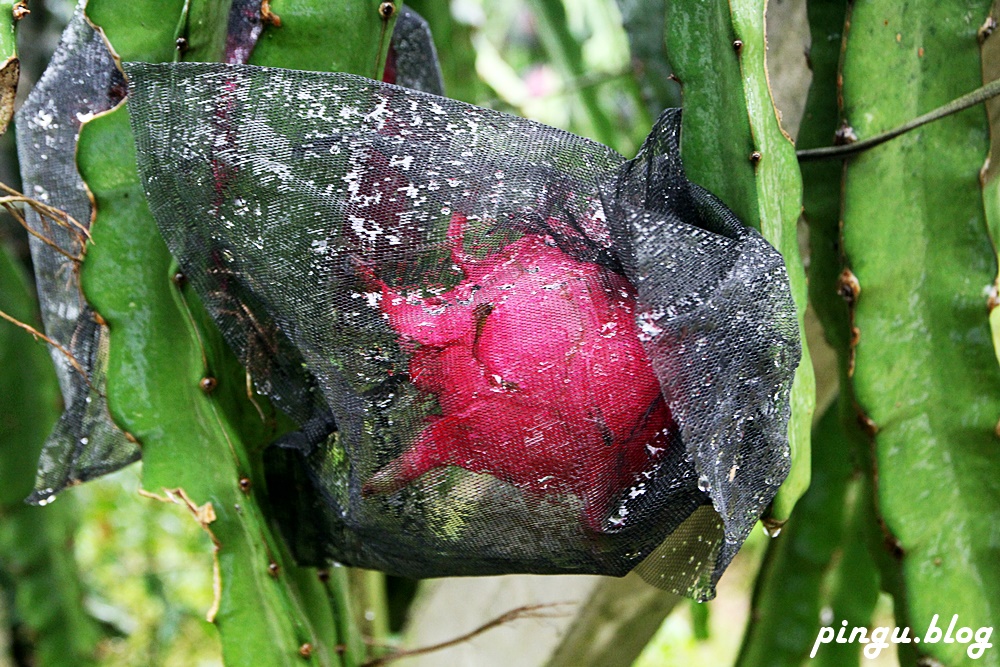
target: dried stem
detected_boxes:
[0,307,89,384]
[797,77,1000,161]
[361,603,574,667]
[0,184,90,262]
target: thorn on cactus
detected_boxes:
[378,1,396,21]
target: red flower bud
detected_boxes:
[362,214,672,530]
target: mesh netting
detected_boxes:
[383,7,444,96]
[16,2,450,505]
[225,0,267,65]
[124,62,800,599]
[15,0,270,503]
[15,9,136,502]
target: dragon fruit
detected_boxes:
[362,213,673,530]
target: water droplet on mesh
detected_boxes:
[697,475,710,493]
[820,606,834,625]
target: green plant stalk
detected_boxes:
[249,0,397,79]
[812,477,881,667]
[735,399,873,667]
[801,0,850,355]
[545,575,681,667]
[838,3,1000,666]
[664,0,814,522]
[0,246,59,509]
[85,0,187,63]
[980,1,1000,371]
[0,500,104,667]
[800,2,917,662]
[0,2,16,83]
[0,244,104,666]
[614,0,681,118]
[77,1,395,664]
[664,1,756,223]
[81,4,327,664]
[523,0,619,149]
[795,8,893,663]
[403,0,492,104]
[187,0,233,61]
[689,598,709,641]
[798,77,1000,161]
[0,0,19,134]
[728,0,814,522]
[348,569,390,654]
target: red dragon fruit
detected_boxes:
[361,213,673,530]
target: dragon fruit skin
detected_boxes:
[362,214,672,530]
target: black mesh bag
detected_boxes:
[16,2,454,504]
[382,6,444,96]
[15,9,136,503]
[123,62,800,599]
[14,0,284,502]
